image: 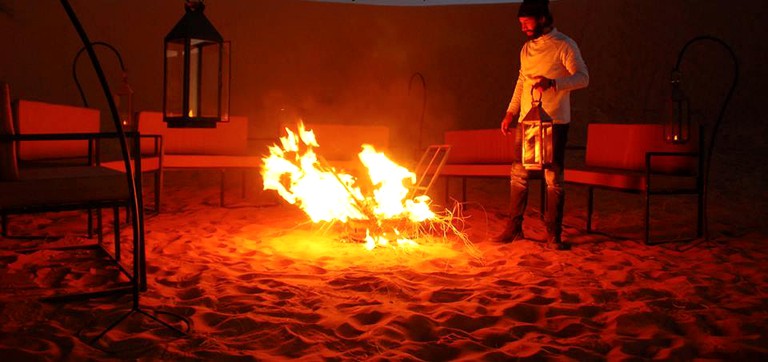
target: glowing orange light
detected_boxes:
[261,122,437,250]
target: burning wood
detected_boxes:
[261,122,468,252]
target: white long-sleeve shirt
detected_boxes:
[507,28,589,124]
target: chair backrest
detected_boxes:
[13,100,101,161]
[444,128,515,164]
[137,111,248,155]
[585,123,698,174]
[280,123,390,162]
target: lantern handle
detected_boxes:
[529,86,543,106]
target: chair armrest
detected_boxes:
[645,151,699,168]
[136,133,164,158]
[645,151,701,180]
[2,132,146,174]
[1,131,129,141]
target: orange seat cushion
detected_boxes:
[565,168,647,191]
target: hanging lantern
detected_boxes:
[115,72,134,131]
[663,70,690,143]
[163,0,230,128]
[520,89,554,170]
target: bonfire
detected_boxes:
[261,122,470,252]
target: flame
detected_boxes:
[261,122,436,249]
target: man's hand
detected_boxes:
[533,76,556,92]
[501,113,519,135]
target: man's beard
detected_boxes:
[526,23,545,40]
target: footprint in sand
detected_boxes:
[517,254,552,268]
[523,295,557,305]
[559,290,581,303]
[502,303,539,323]
[234,285,266,294]
[155,272,203,288]
[391,314,439,342]
[351,310,385,325]
[177,286,206,300]
[428,288,473,303]
[442,313,500,333]
[336,322,364,338]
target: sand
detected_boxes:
[1,170,767,361]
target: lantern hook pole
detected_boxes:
[72,41,127,108]
[59,0,191,345]
[671,35,738,248]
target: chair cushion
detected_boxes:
[565,167,699,192]
[565,168,647,191]
[100,157,161,172]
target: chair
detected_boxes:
[564,123,703,244]
[0,94,145,299]
[136,111,261,207]
[8,99,109,238]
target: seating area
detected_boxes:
[132,111,263,208]
[2,99,137,239]
[564,123,703,244]
[2,97,703,251]
[0,92,145,300]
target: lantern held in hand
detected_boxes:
[520,88,554,170]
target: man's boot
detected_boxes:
[546,228,571,250]
[494,171,528,243]
[545,182,571,250]
[494,217,524,243]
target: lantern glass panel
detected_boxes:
[115,82,133,131]
[663,96,690,143]
[220,41,230,122]
[193,40,219,119]
[521,120,553,170]
[164,40,185,118]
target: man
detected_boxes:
[495,0,589,250]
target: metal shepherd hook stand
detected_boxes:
[59,0,190,345]
[670,35,738,249]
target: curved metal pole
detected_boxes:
[59,0,143,302]
[673,35,739,242]
[72,41,126,108]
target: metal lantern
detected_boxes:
[116,73,134,131]
[663,70,690,144]
[520,89,554,170]
[163,0,230,128]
